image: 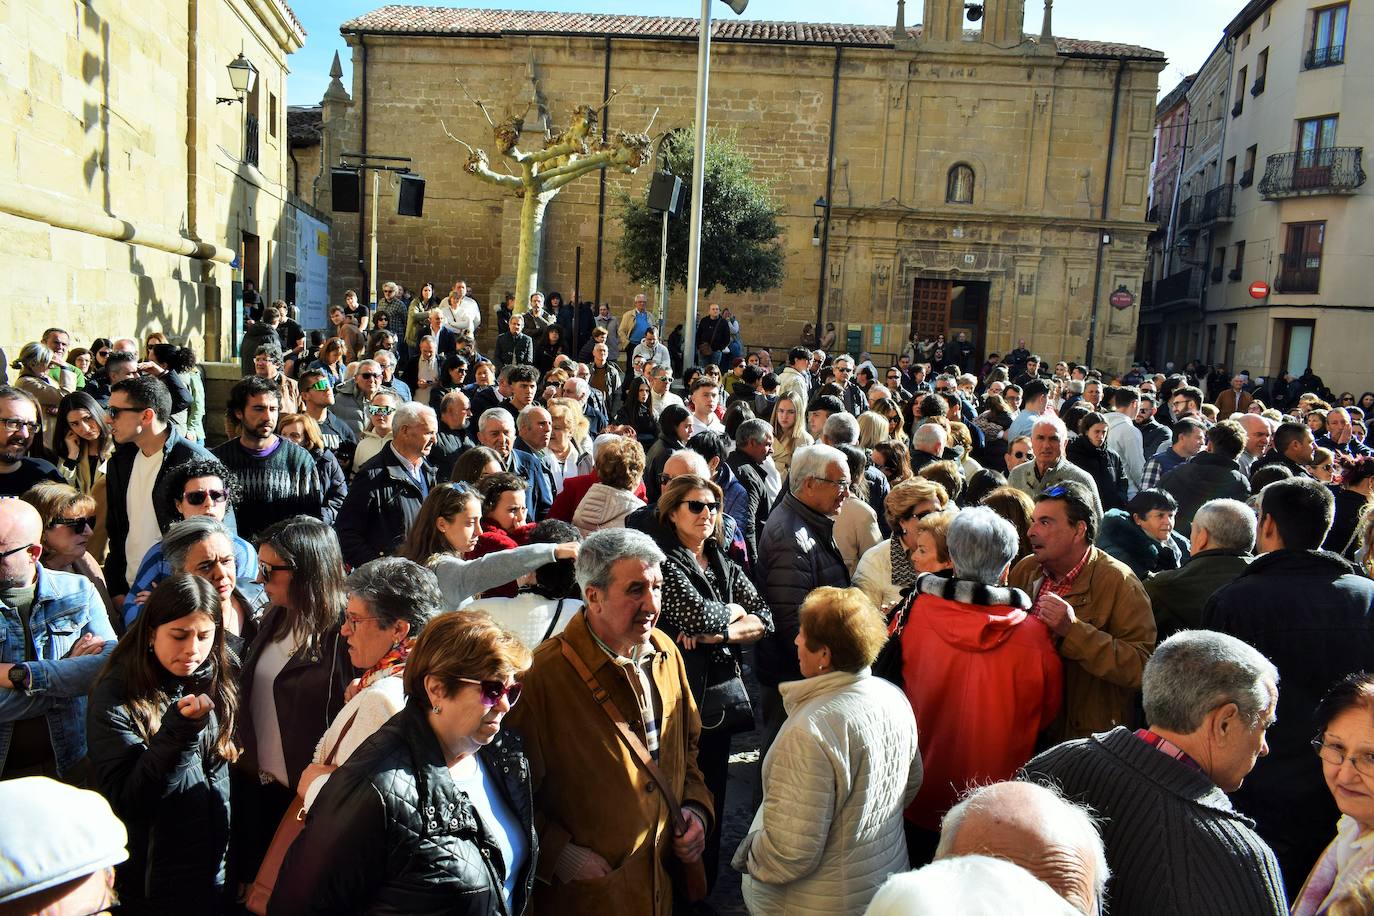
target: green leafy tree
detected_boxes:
[615,130,785,296]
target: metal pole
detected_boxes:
[658,209,670,330]
[368,168,380,308]
[683,0,713,362]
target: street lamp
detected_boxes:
[812,196,827,247]
[683,0,749,361]
[216,52,258,105]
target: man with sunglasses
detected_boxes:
[0,387,62,497]
[299,368,357,455]
[0,498,114,779]
[328,358,384,438]
[506,527,712,916]
[103,376,216,603]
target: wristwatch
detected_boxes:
[8,664,30,691]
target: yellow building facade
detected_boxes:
[319,0,1163,369]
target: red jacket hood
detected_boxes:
[916,593,1030,651]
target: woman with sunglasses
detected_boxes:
[121,457,259,633]
[233,515,352,889]
[272,610,535,915]
[351,390,399,469]
[86,574,239,914]
[435,353,470,402]
[20,481,117,631]
[656,474,772,887]
[853,478,950,610]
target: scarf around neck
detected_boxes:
[914,571,1032,610]
[360,636,414,691]
[889,538,920,590]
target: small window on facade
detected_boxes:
[269,93,279,138]
[946,164,975,204]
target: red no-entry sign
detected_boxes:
[1249,280,1270,299]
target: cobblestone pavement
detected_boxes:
[702,666,765,916]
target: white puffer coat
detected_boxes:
[734,668,922,915]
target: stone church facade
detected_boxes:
[314,0,1163,369]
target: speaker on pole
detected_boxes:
[331,168,360,213]
[397,173,426,217]
[647,171,682,216]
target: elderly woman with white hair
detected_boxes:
[1024,630,1286,915]
[866,856,1081,916]
[893,507,1063,863]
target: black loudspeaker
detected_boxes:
[398,174,426,217]
[331,168,360,213]
[647,171,682,216]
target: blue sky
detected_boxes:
[284,0,1238,106]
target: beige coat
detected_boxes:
[1008,546,1156,743]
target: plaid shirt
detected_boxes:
[588,625,663,759]
[1140,447,1189,490]
[1134,728,1205,775]
[1035,546,1092,602]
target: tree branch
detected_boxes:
[527,139,583,166]
[537,150,635,193]
[643,108,659,134]
[439,119,476,155]
[463,149,523,190]
[455,78,497,129]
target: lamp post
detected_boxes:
[216,52,258,105]
[683,0,748,362]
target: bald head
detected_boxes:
[1237,413,1273,458]
[663,449,711,480]
[935,782,1107,915]
[0,499,43,588]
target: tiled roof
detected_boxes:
[287,105,322,146]
[1156,74,1195,117]
[340,6,1165,59]
[276,0,306,38]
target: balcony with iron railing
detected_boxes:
[1143,268,1203,311]
[1259,147,1365,198]
[1305,44,1345,70]
[1178,184,1236,230]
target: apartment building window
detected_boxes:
[1230,241,1246,281]
[1241,145,1257,187]
[1252,48,1268,95]
[1232,67,1247,117]
[1297,115,1339,176]
[1280,222,1325,293]
[1212,247,1226,284]
[1307,4,1348,69]
[1224,156,1237,186]
[1242,30,1251,49]
[1263,9,1271,28]
[946,164,975,204]
[269,92,278,139]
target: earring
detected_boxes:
[431,705,441,715]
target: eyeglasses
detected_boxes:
[1313,737,1374,777]
[1011,451,1028,459]
[259,561,296,578]
[456,677,523,709]
[308,379,331,391]
[179,489,227,507]
[0,418,40,434]
[356,371,380,380]
[367,405,396,417]
[684,499,718,515]
[811,476,852,492]
[342,611,381,628]
[50,516,97,533]
[0,543,35,560]
[104,405,142,419]
[96,350,111,358]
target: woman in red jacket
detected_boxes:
[895,506,1063,866]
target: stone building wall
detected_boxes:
[322,3,1163,369]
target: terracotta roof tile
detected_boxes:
[340,5,1164,59]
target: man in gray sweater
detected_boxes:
[1023,630,1288,915]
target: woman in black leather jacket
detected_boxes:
[1066,411,1130,512]
[87,575,238,914]
[270,610,537,916]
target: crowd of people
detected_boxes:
[1,292,1374,916]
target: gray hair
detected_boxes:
[1191,498,1256,552]
[162,516,235,575]
[788,444,846,495]
[345,557,442,633]
[373,349,396,367]
[822,411,859,446]
[938,781,1109,912]
[562,376,590,399]
[393,401,436,432]
[355,359,381,377]
[735,418,772,449]
[913,422,947,452]
[575,527,666,594]
[478,407,514,432]
[1067,379,1085,395]
[865,857,1082,916]
[946,507,1019,584]
[517,404,550,431]
[1142,630,1278,732]
[831,353,855,369]
[15,342,54,373]
[957,373,977,388]
[1032,415,1069,442]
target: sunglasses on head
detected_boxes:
[180,489,227,506]
[456,677,522,709]
[684,499,719,515]
[50,516,97,533]
[1043,484,1070,498]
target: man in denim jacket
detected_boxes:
[0,499,114,779]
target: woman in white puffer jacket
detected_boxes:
[734,586,922,915]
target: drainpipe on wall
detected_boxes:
[356,36,369,302]
[815,46,842,350]
[593,36,612,311]
[1085,59,1126,368]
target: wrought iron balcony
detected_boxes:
[1178,184,1236,230]
[1305,44,1345,70]
[1259,147,1365,198]
[1145,269,1202,310]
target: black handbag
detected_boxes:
[688,646,754,735]
[872,588,917,689]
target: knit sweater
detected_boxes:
[1023,727,1287,916]
[211,438,323,541]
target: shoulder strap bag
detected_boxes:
[557,639,708,903]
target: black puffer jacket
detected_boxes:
[1157,451,1251,536]
[86,658,231,914]
[1066,435,1130,511]
[270,703,537,916]
[1095,509,1189,581]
